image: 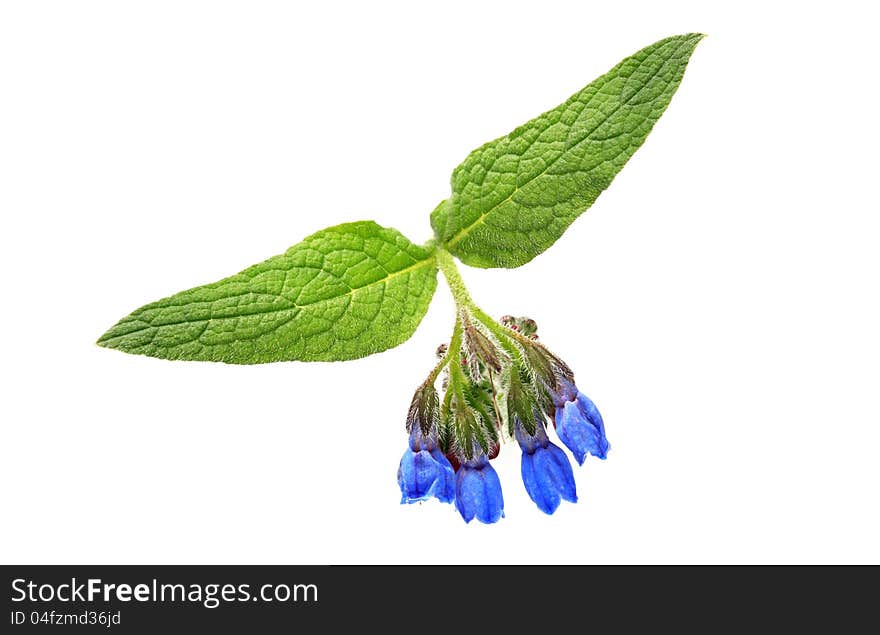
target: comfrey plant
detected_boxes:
[98,34,702,523]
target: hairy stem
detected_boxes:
[426,348,451,385]
[436,248,474,308]
[439,317,463,413]
[447,312,468,397]
[437,248,526,367]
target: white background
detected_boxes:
[2,1,878,564]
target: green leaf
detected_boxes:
[433,33,704,268]
[98,221,438,363]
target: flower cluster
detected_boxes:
[398,314,609,523]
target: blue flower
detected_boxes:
[397,426,455,504]
[454,455,504,524]
[516,417,577,515]
[553,379,610,465]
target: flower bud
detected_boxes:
[463,316,504,381]
[406,382,440,437]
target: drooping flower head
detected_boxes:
[398,427,455,505]
[515,413,577,515]
[551,378,610,465]
[398,383,455,504]
[398,313,608,523]
[454,453,504,524]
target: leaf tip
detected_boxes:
[95,330,112,348]
[95,320,135,353]
[95,330,124,353]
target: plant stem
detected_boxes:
[426,349,451,385]
[436,248,526,367]
[435,303,464,417]
[436,248,474,308]
[447,313,468,397]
